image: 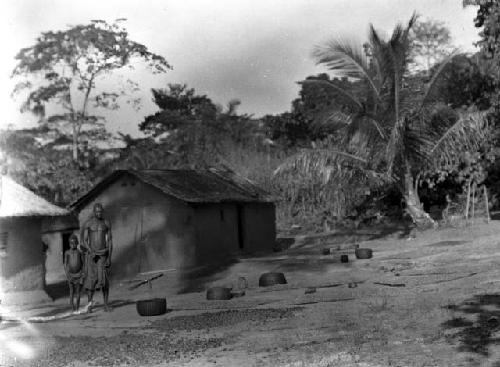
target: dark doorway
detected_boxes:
[62,232,72,261]
[237,205,245,249]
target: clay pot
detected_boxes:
[206,287,232,300]
[355,248,373,259]
[305,287,316,294]
[259,272,287,287]
[136,298,167,316]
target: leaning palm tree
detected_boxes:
[276,14,489,227]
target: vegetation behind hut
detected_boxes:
[3,11,500,232]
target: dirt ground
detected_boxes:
[3,220,500,366]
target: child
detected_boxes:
[64,234,84,311]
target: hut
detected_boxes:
[69,169,276,280]
[0,176,69,303]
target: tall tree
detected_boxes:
[409,18,454,72]
[138,84,265,170]
[139,84,226,168]
[12,19,171,162]
[467,0,500,112]
[139,84,217,138]
[434,53,495,110]
[262,74,356,147]
[277,14,488,227]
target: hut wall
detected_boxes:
[42,231,65,284]
[193,203,240,263]
[42,230,79,284]
[241,203,276,252]
[0,217,45,292]
[77,173,197,280]
[42,215,79,285]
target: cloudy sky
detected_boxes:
[1,0,480,136]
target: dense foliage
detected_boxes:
[3,11,500,231]
[11,19,170,162]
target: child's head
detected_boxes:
[69,234,79,249]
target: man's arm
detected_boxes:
[81,222,92,255]
[105,220,112,265]
[63,251,69,278]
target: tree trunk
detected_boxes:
[403,170,436,229]
[471,181,476,223]
[484,185,490,223]
[72,123,78,162]
[465,179,471,220]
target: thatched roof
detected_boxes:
[0,176,69,217]
[69,168,274,210]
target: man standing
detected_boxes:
[82,203,113,312]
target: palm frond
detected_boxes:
[274,148,368,176]
[312,39,380,99]
[312,109,353,133]
[363,114,387,139]
[428,111,490,163]
[402,12,418,43]
[369,13,416,85]
[400,108,490,172]
[344,114,387,150]
[368,25,385,86]
[273,148,388,190]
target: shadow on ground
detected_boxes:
[427,240,469,247]
[34,299,136,317]
[45,281,69,300]
[177,258,239,294]
[273,258,352,272]
[283,222,415,253]
[442,294,500,356]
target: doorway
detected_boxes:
[61,231,72,261]
[237,204,245,249]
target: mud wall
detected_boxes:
[241,203,276,253]
[0,217,45,292]
[193,203,240,264]
[77,173,197,280]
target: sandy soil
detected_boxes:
[2,220,500,366]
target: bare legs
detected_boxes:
[85,255,111,312]
[103,287,110,311]
[87,286,110,312]
[69,283,81,311]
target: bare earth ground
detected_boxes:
[3,220,500,366]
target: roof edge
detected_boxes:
[69,169,275,211]
[68,170,130,211]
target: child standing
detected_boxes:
[64,234,84,311]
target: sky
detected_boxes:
[1,0,481,137]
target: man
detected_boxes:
[82,203,113,312]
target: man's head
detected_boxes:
[93,203,104,219]
[69,234,78,249]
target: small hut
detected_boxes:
[69,169,276,280]
[0,176,69,301]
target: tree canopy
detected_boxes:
[276,14,489,227]
[409,18,454,72]
[12,19,171,162]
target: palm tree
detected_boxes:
[276,14,488,227]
